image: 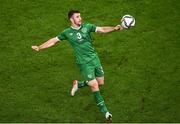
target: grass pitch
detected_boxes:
[0,0,179,122]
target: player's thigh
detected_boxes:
[78,63,96,81]
[94,63,104,78]
[93,57,104,85]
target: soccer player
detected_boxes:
[31,10,125,122]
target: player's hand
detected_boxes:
[31,45,40,51]
[114,25,124,30]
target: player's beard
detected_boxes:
[71,18,82,27]
[75,20,81,26]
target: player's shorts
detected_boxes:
[77,56,104,81]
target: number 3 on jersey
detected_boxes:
[77,33,82,39]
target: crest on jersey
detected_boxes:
[87,74,93,78]
[81,28,87,33]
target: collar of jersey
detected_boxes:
[71,25,82,30]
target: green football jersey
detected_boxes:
[57,23,98,64]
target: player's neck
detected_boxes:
[71,23,81,30]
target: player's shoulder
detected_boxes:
[81,23,97,32]
[83,23,95,27]
[61,27,72,34]
[82,23,96,30]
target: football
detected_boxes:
[121,14,135,28]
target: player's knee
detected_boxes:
[91,81,99,89]
[98,79,104,85]
[99,81,104,85]
[96,77,104,86]
[88,80,99,91]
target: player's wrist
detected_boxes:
[37,46,41,51]
[114,26,117,31]
[114,25,122,31]
[119,25,124,30]
[114,26,118,31]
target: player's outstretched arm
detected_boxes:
[96,25,124,33]
[31,37,59,51]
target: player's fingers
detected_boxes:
[31,46,36,50]
[31,46,36,48]
[31,46,39,51]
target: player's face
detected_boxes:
[71,13,82,26]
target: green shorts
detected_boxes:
[77,56,104,81]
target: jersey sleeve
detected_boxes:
[57,31,67,41]
[87,23,97,32]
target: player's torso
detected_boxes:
[63,24,97,64]
[65,24,93,45]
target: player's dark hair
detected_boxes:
[68,10,80,19]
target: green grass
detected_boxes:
[0,0,179,122]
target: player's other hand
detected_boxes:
[31,45,40,51]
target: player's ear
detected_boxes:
[70,18,73,23]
